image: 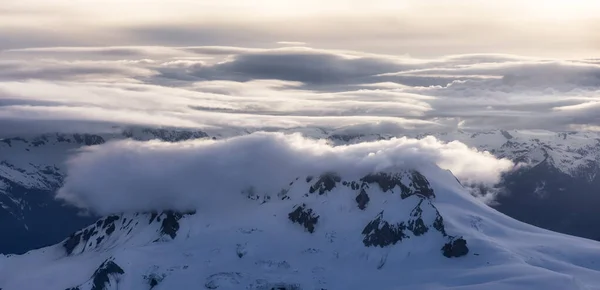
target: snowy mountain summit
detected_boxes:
[2,133,600,290]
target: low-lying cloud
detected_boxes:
[57,132,514,215]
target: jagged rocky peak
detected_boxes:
[285,169,465,257]
[361,211,409,247]
[66,258,125,290]
[288,203,320,233]
[121,127,209,142]
[308,172,341,195]
[62,210,195,256]
[302,170,436,200]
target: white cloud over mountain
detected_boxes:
[57,132,514,215]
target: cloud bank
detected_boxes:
[57,132,514,215]
[1,46,600,136]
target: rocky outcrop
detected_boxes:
[407,171,435,199]
[407,200,428,236]
[156,210,194,239]
[72,134,106,146]
[63,215,122,255]
[360,171,435,199]
[90,260,124,290]
[65,259,124,290]
[288,204,319,233]
[63,211,195,256]
[441,238,469,258]
[355,189,370,210]
[362,211,408,247]
[308,173,341,195]
[122,128,208,142]
[143,273,166,289]
[360,172,407,193]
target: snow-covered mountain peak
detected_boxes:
[58,168,457,257]
[0,167,471,289]
[3,163,600,289]
[3,129,600,289]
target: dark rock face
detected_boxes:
[73,134,105,146]
[408,171,435,199]
[355,189,370,210]
[309,173,341,195]
[144,273,165,290]
[0,137,27,147]
[359,171,435,199]
[361,196,450,249]
[407,200,428,236]
[159,210,193,239]
[64,259,125,290]
[360,172,406,193]
[63,215,120,255]
[155,210,196,239]
[362,211,408,247]
[329,133,364,143]
[90,260,124,290]
[441,238,469,258]
[432,211,447,237]
[288,204,319,233]
[123,128,209,142]
[31,136,49,147]
[63,210,195,255]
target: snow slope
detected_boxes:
[1,163,600,290]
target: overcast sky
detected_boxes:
[2,0,599,57]
[0,1,599,136]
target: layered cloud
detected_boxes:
[1,46,599,136]
[57,132,514,215]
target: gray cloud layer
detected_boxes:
[1,46,600,136]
